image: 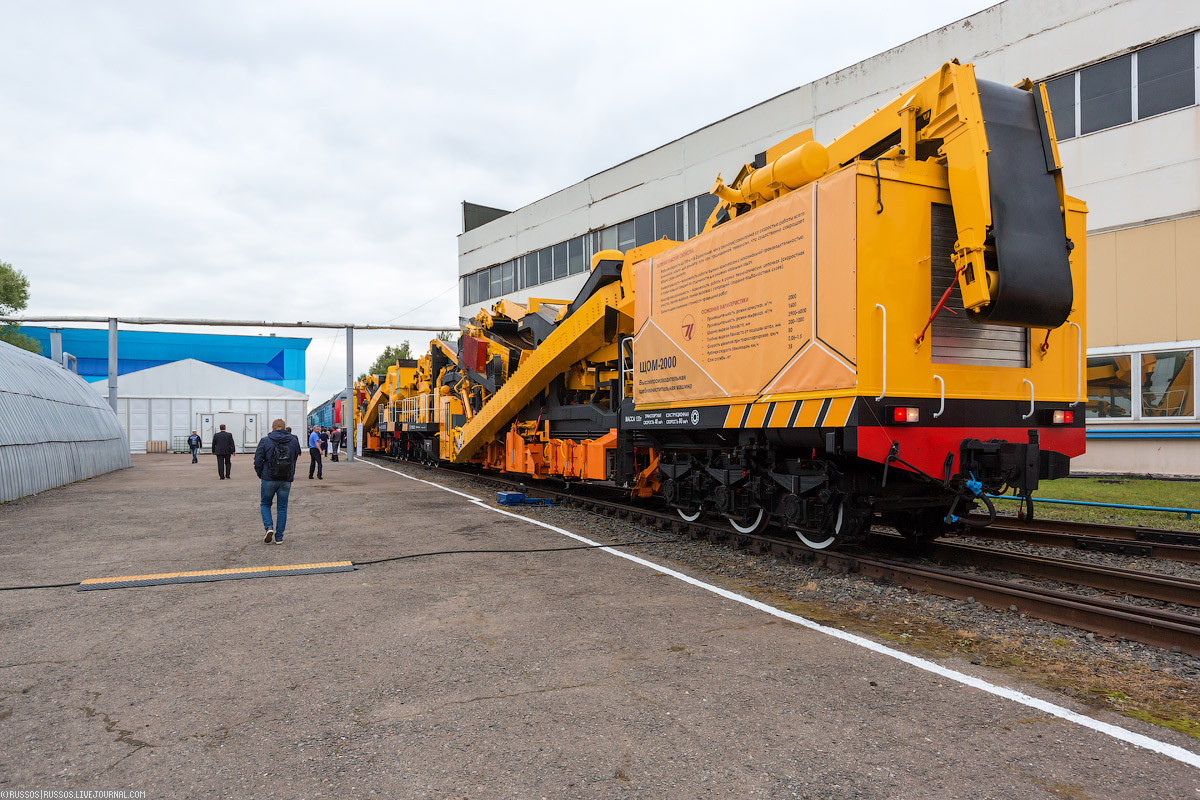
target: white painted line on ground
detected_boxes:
[364,458,1200,770]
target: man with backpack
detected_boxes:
[254,418,302,545]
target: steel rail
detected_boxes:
[912,539,1200,607]
[968,518,1200,562]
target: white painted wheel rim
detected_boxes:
[678,507,702,522]
[797,503,841,550]
[728,507,766,534]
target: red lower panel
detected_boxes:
[857,426,1086,477]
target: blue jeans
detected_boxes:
[190,445,199,463]
[260,480,291,538]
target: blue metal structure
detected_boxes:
[19,327,310,392]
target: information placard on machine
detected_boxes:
[632,169,858,405]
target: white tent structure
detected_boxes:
[91,359,309,453]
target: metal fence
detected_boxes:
[0,342,131,503]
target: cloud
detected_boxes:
[0,0,995,402]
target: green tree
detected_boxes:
[363,342,412,379]
[0,260,41,354]
[436,330,454,343]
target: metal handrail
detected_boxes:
[933,374,945,418]
[1069,321,1082,407]
[875,304,887,401]
[1022,378,1035,420]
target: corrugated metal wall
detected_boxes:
[0,342,131,503]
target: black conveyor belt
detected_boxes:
[971,80,1074,329]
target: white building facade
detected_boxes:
[457,0,1200,477]
[92,359,309,454]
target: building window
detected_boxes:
[1042,32,1197,140]
[1141,350,1194,417]
[1086,355,1132,419]
[552,242,568,280]
[489,265,502,298]
[522,253,538,289]
[654,206,676,242]
[1045,73,1076,140]
[567,237,586,274]
[617,220,636,251]
[462,191,719,306]
[599,226,617,251]
[1137,35,1195,119]
[1080,54,1132,134]
[634,213,655,247]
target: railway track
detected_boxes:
[370,457,1200,654]
[967,515,1200,562]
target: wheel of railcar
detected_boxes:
[795,500,850,550]
[727,507,769,535]
[677,507,702,522]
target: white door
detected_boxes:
[128,398,149,453]
[243,414,258,449]
[198,413,214,448]
[214,411,243,452]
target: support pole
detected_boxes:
[50,329,62,365]
[107,318,118,413]
[345,326,354,463]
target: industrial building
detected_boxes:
[0,341,130,503]
[18,327,311,454]
[457,0,1199,477]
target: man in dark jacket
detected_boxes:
[211,424,236,480]
[254,418,303,545]
[187,431,202,463]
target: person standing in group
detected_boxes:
[308,426,323,480]
[211,424,236,480]
[187,430,202,464]
[254,418,302,545]
[319,426,330,456]
[330,426,341,462]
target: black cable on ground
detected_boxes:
[0,537,680,591]
[353,537,676,567]
[0,581,81,592]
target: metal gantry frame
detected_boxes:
[0,315,458,462]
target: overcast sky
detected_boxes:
[0,0,997,404]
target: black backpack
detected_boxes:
[266,438,294,479]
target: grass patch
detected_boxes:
[993,476,1200,532]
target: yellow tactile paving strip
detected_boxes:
[77,561,356,591]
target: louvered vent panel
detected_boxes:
[930,204,1029,367]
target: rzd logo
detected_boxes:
[682,314,695,341]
